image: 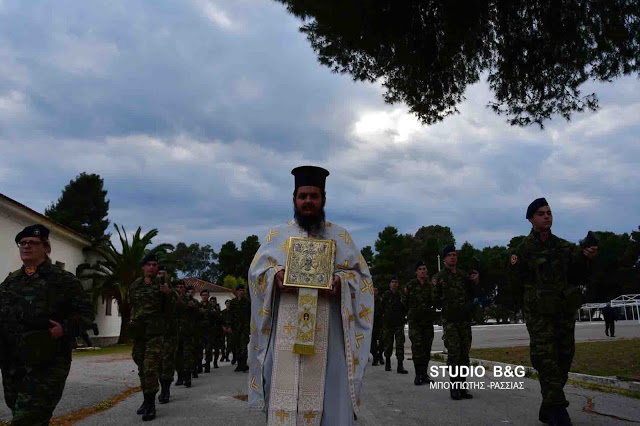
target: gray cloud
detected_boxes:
[0,0,638,255]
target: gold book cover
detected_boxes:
[283,237,336,290]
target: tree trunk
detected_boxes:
[118,301,132,344]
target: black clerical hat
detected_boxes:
[291,166,330,190]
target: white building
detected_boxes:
[0,193,120,346]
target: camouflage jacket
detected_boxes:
[403,278,436,325]
[0,259,95,359]
[432,268,477,322]
[129,275,173,336]
[175,293,200,335]
[373,294,383,330]
[228,296,251,335]
[510,230,589,318]
[200,300,222,336]
[380,289,406,327]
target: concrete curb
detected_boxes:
[431,352,640,393]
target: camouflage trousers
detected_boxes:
[383,325,405,360]
[159,331,178,381]
[370,325,383,356]
[232,331,249,360]
[225,333,234,359]
[201,333,223,363]
[193,333,202,371]
[442,320,472,371]
[526,316,575,407]
[176,334,194,373]
[132,335,163,394]
[408,321,434,367]
[1,354,71,426]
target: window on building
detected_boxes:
[55,261,66,270]
[105,296,112,316]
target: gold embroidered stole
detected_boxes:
[268,292,329,426]
[292,288,319,355]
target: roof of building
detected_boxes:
[183,277,233,294]
[0,192,92,247]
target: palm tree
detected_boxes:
[79,224,172,343]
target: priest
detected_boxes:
[248,166,374,425]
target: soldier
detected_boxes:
[510,198,597,425]
[199,289,221,372]
[227,284,250,372]
[209,296,224,368]
[0,224,95,425]
[157,266,178,404]
[187,285,203,378]
[380,276,408,374]
[433,246,479,400]
[404,261,436,386]
[370,287,384,366]
[129,253,173,421]
[221,299,232,362]
[174,280,195,388]
[602,302,617,337]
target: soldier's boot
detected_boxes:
[204,362,211,373]
[372,354,379,366]
[213,354,219,369]
[231,353,237,365]
[378,353,385,365]
[422,365,433,384]
[142,393,156,421]
[397,360,408,374]
[175,371,184,386]
[539,404,552,424]
[241,357,250,372]
[234,358,243,372]
[459,378,473,399]
[197,363,203,374]
[548,406,572,426]
[413,365,423,386]
[158,380,171,404]
[449,377,462,400]
[136,398,148,415]
[385,357,391,372]
[192,367,199,378]
[184,371,192,388]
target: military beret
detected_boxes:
[176,279,186,287]
[235,284,245,290]
[200,289,209,294]
[15,224,50,244]
[292,165,330,191]
[441,246,456,258]
[186,285,195,291]
[391,276,399,281]
[415,260,426,270]
[158,265,166,271]
[140,253,158,266]
[526,197,549,219]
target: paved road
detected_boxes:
[416,320,640,352]
[1,321,638,424]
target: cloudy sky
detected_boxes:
[1,0,638,253]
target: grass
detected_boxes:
[72,343,133,357]
[468,338,640,379]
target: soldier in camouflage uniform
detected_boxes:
[404,261,436,385]
[157,266,178,404]
[227,284,250,372]
[433,246,479,401]
[221,299,232,362]
[0,224,95,426]
[174,282,198,387]
[370,287,384,366]
[129,253,174,421]
[510,198,597,426]
[380,277,408,374]
[199,290,221,372]
[187,286,203,378]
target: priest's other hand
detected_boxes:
[275,269,297,294]
[320,275,341,298]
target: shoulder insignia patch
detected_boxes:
[404,287,408,294]
[25,266,37,276]
[144,277,151,284]
[510,254,518,265]
[432,278,437,286]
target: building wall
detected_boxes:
[0,195,121,346]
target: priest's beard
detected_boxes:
[294,206,326,236]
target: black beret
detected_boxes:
[176,279,186,287]
[441,246,456,258]
[200,288,209,294]
[235,284,245,290]
[391,276,399,281]
[15,224,50,244]
[526,197,549,219]
[292,166,330,191]
[140,253,158,266]
[415,260,426,270]
[186,285,195,291]
[158,265,167,271]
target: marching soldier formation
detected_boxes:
[0,191,599,426]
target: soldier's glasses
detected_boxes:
[17,240,43,248]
